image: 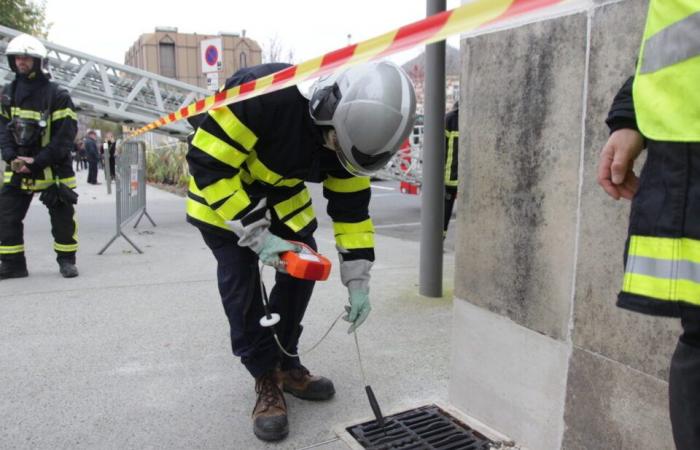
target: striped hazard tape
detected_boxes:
[130,0,576,137]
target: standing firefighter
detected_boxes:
[597,1,700,448]
[0,34,79,279]
[186,61,415,441]
[443,101,459,239]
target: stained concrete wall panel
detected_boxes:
[572,0,680,379]
[455,13,587,340]
[562,348,673,449]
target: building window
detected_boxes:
[159,41,176,78]
[239,52,247,68]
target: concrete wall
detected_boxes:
[449,1,680,449]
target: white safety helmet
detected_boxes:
[6,34,49,76]
[309,61,416,176]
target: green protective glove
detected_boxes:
[257,233,301,271]
[343,287,371,334]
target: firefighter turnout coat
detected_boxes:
[607,0,700,317]
[0,74,77,191]
[186,63,375,262]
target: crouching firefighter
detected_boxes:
[0,34,79,279]
[185,61,415,441]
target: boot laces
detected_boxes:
[255,374,283,411]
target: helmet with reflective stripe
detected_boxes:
[309,61,416,176]
[6,34,49,75]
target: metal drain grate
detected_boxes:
[346,404,494,450]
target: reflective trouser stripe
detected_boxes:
[54,242,78,252]
[622,235,700,306]
[333,219,375,249]
[640,12,700,74]
[0,244,24,254]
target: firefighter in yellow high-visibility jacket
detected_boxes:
[185,61,416,442]
[598,1,700,448]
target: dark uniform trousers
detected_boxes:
[620,140,700,449]
[200,227,316,379]
[0,184,77,266]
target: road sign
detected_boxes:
[200,37,222,73]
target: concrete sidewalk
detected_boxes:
[0,171,455,450]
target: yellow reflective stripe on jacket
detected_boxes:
[0,108,9,119]
[50,108,77,122]
[627,235,700,263]
[10,107,41,120]
[242,151,302,188]
[622,235,700,306]
[199,176,242,205]
[54,242,78,252]
[186,196,231,231]
[284,204,316,233]
[3,171,11,183]
[215,188,252,221]
[209,107,257,151]
[333,219,375,249]
[273,188,311,219]
[445,130,459,186]
[623,273,700,307]
[192,128,248,168]
[0,244,24,254]
[323,175,370,193]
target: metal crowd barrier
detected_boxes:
[99,140,155,254]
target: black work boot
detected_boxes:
[279,366,335,401]
[0,261,28,280]
[252,371,288,442]
[58,260,79,278]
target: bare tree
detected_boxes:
[262,35,295,64]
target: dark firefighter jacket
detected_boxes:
[444,108,459,187]
[0,72,77,191]
[607,76,700,317]
[186,63,375,262]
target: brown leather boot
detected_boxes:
[252,371,288,441]
[279,366,335,401]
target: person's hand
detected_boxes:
[257,232,300,271]
[597,129,644,200]
[11,157,32,174]
[344,282,371,333]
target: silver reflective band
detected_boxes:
[626,255,700,284]
[640,12,700,74]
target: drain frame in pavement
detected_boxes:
[345,404,494,449]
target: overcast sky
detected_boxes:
[45,0,462,66]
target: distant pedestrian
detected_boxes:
[84,130,100,185]
[77,141,87,170]
[104,132,116,180]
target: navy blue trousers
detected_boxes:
[200,230,316,378]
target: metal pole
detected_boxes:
[419,0,446,298]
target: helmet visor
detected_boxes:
[309,83,342,124]
[335,144,393,177]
